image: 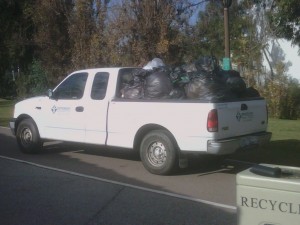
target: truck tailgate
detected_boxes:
[215,99,268,139]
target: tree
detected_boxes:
[279,79,300,119]
[194,0,263,74]
[267,0,300,49]
[31,0,73,86]
[0,0,35,97]
[193,1,224,58]
[105,0,193,66]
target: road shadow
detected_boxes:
[45,143,231,176]
[220,139,300,174]
[42,142,141,161]
[42,139,300,176]
[176,139,300,176]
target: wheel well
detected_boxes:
[133,124,179,151]
[15,115,33,133]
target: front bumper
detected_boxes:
[9,118,16,135]
[207,132,272,155]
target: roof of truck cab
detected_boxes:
[71,67,139,74]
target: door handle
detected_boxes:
[241,104,248,111]
[75,106,84,112]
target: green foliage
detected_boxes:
[193,0,262,70]
[30,1,73,85]
[27,60,48,96]
[106,0,191,66]
[0,99,15,127]
[194,1,224,58]
[0,0,34,97]
[0,71,17,98]
[15,60,48,98]
[279,79,300,119]
[15,74,27,99]
[262,74,300,119]
[268,0,300,47]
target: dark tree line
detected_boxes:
[0,0,299,118]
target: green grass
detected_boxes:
[231,118,300,167]
[268,118,300,141]
[0,99,15,127]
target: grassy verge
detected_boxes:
[0,99,15,127]
[268,118,300,141]
[231,118,300,167]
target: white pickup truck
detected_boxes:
[10,67,271,174]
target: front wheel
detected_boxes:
[140,130,178,175]
[16,118,42,154]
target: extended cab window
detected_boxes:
[91,72,109,100]
[53,72,88,100]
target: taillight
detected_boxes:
[207,109,218,132]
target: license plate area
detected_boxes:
[240,136,259,148]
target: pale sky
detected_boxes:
[278,39,300,82]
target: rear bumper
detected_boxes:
[9,118,16,135]
[207,132,272,155]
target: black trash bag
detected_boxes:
[184,76,215,100]
[182,63,198,73]
[144,71,173,99]
[226,76,247,94]
[194,56,219,73]
[191,56,222,85]
[132,68,150,78]
[243,87,261,98]
[185,75,236,101]
[217,69,246,95]
[169,87,186,99]
[120,69,145,99]
[217,88,237,101]
[121,83,144,99]
[217,69,239,82]
[169,66,190,87]
[120,71,134,84]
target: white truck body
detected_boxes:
[10,67,271,174]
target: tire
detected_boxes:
[140,130,178,175]
[16,118,42,154]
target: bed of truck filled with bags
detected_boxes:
[119,56,260,101]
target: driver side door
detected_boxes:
[41,72,88,143]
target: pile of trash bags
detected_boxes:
[120,57,260,101]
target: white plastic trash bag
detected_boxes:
[143,58,165,70]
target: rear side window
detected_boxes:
[116,68,139,98]
[53,72,88,100]
[91,72,109,100]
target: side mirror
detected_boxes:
[48,89,53,98]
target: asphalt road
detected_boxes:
[0,127,240,225]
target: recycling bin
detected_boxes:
[237,164,300,225]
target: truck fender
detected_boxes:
[133,124,179,151]
[14,114,35,134]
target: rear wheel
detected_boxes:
[140,130,178,175]
[16,118,42,154]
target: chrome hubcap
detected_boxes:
[21,128,33,146]
[147,141,167,167]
